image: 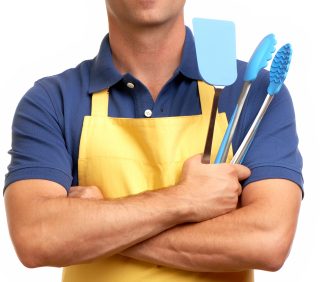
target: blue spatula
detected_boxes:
[193,18,237,164]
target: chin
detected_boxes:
[131,10,182,28]
[107,0,185,28]
[135,16,168,27]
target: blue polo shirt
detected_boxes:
[4,27,303,192]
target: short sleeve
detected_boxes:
[4,83,73,192]
[238,76,303,192]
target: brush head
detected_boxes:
[268,44,292,95]
[244,34,277,82]
[193,18,237,86]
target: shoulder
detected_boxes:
[19,59,93,128]
[5,59,94,192]
[35,59,93,106]
[223,62,303,190]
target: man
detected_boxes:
[4,1,302,282]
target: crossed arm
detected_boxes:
[4,158,301,272]
[121,179,301,272]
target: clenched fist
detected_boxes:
[173,155,251,222]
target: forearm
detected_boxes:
[122,182,301,272]
[36,194,185,266]
[5,181,191,268]
[123,205,267,272]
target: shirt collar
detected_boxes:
[88,26,202,94]
[178,26,203,81]
[88,34,122,94]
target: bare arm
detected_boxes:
[5,180,187,268]
[4,156,249,268]
[121,179,302,272]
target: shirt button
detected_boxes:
[126,82,135,89]
[144,109,152,118]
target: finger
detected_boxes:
[68,191,80,198]
[187,154,202,163]
[68,187,79,195]
[232,164,251,181]
[237,183,243,196]
[89,185,99,190]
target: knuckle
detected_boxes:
[222,164,236,175]
[227,178,238,190]
[220,181,230,192]
[223,179,240,195]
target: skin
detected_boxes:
[106,0,186,100]
[5,0,302,273]
[5,156,248,267]
[121,179,301,272]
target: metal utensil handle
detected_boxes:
[202,88,222,164]
[216,81,251,163]
[231,94,274,164]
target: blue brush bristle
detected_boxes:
[268,44,292,95]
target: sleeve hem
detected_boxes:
[242,165,304,198]
[4,167,72,194]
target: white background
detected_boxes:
[0,0,318,281]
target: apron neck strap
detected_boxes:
[91,82,216,117]
[197,81,216,117]
[91,89,109,116]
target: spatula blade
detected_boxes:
[193,18,237,86]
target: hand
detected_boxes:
[68,186,104,200]
[174,155,251,222]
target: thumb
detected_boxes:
[232,164,251,181]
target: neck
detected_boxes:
[108,13,185,100]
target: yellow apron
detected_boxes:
[62,81,253,282]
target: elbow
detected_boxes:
[17,252,42,269]
[11,228,52,268]
[14,241,44,268]
[258,233,293,272]
[262,253,287,272]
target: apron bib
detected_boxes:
[62,81,253,282]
